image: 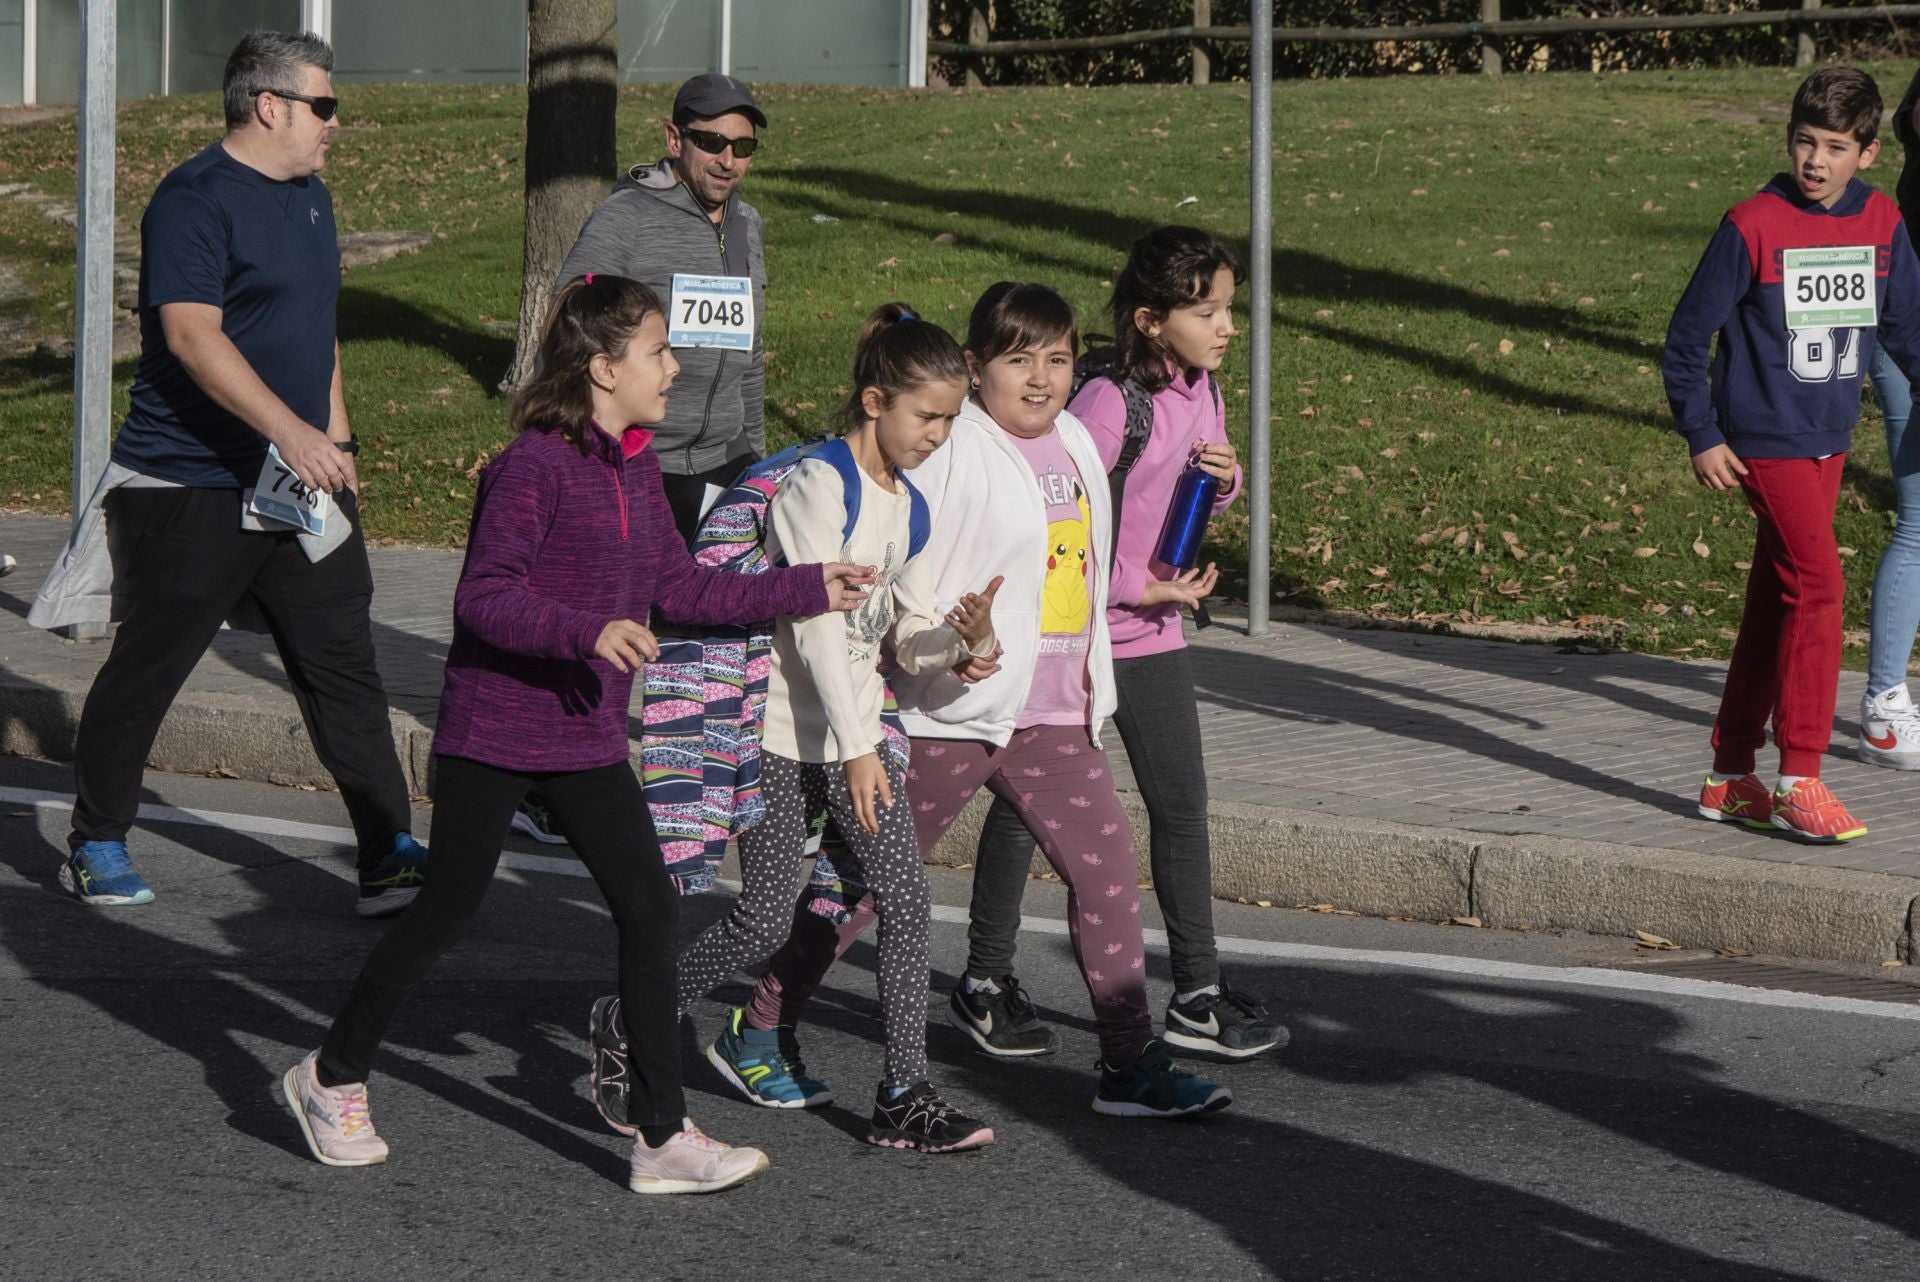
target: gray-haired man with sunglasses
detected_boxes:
[35,30,427,915]
[556,73,771,541]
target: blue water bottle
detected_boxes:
[1154,463,1219,629]
[1156,464,1218,570]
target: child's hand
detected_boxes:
[821,562,877,612]
[594,619,659,673]
[844,752,892,836]
[1692,444,1749,491]
[1194,442,1237,482]
[951,645,1004,684]
[1140,562,1219,608]
[945,575,1004,651]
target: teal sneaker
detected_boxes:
[59,840,154,906]
[356,833,429,919]
[1093,1040,1233,1119]
[705,1007,833,1109]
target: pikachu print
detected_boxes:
[1043,492,1091,635]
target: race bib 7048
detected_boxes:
[1781,246,1877,330]
[668,273,754,351]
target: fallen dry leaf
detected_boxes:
[1714,946,1754,958]
[1693,539,1711,558]
[1444,915,1484,928]
[1497,339,1515,355]
[1633,547,1659,558]
[1634,930,1680,950]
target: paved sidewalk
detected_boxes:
[5,509,1920,962]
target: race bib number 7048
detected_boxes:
[668,273,754,351]
[1781,245,1877,330]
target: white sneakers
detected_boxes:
[284,1050,765,1195]
[629,1118,770,1195]
[1859,683,1920,769]
[283,1051,389,1167]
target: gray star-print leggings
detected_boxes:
[676,747,932,1088]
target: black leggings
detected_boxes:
[318,755,686,1129]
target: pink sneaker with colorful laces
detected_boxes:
[628,1118,770,1194]
[1697,773,1773,829]
[1770,778,1868,844]
[283,1051,389,1167]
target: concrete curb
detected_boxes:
[2,678,1913,964]
[0,673,435,796]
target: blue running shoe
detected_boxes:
[60,841,154,906]
[1093,1040,1233,1119]
[706,1007,833,1109]
[357,833,429,919]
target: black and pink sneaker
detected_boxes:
[866,1081,995,1154]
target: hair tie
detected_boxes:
[893,310,916,324]
[584,272,595,285]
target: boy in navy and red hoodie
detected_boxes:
[1667,66,1920,843]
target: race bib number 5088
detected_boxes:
[1781,245,1877,329]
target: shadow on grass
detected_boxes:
[338,286,515,395]
[764,165,1668,428]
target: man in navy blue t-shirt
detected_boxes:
[60,31,427,916]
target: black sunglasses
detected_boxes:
[678,125,758,159]
[255,88,338,122]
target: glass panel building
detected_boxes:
[2,0,925,105]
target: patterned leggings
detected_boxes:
[683,748,933,1088]
[748,724,1153,1062]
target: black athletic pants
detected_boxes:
[317,755,687,1128]
[68,486,411,870]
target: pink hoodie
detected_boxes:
[1068,369,1243,659]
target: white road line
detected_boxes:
[9,785,1919,1023]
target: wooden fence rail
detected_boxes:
[929,2,1920,80]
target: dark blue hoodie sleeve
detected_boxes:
[1878,220,1920,386]
[1664,217,1751,455]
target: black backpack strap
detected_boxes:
[1104,377,1156,564]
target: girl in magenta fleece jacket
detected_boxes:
[968,227,1289,1061]
[285,276,869,1195]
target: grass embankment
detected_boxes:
[0,66,1911,658]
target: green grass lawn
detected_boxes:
[1,65,1913,660]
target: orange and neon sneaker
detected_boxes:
[1697,773,1773,829]
[1769,778,1868,844]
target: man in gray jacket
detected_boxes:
[556,73,768,541]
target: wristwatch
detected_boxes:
[334,438,360,455]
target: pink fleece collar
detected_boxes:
[590,419,655,460]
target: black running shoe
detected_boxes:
[946,975,1060,1056]
[587,994,634,1135]
[866,1081,995,1153]
[1164,981,1290,1060]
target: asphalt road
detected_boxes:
[3,754,1918,1282]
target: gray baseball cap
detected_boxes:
[672,73,766,129]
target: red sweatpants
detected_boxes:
[1711,454,1846,779]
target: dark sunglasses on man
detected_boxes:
[677,125,758,159]
[255,87,339,122]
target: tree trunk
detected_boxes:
[503,0,618,392]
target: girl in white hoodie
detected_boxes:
[738,283,1232,1119]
